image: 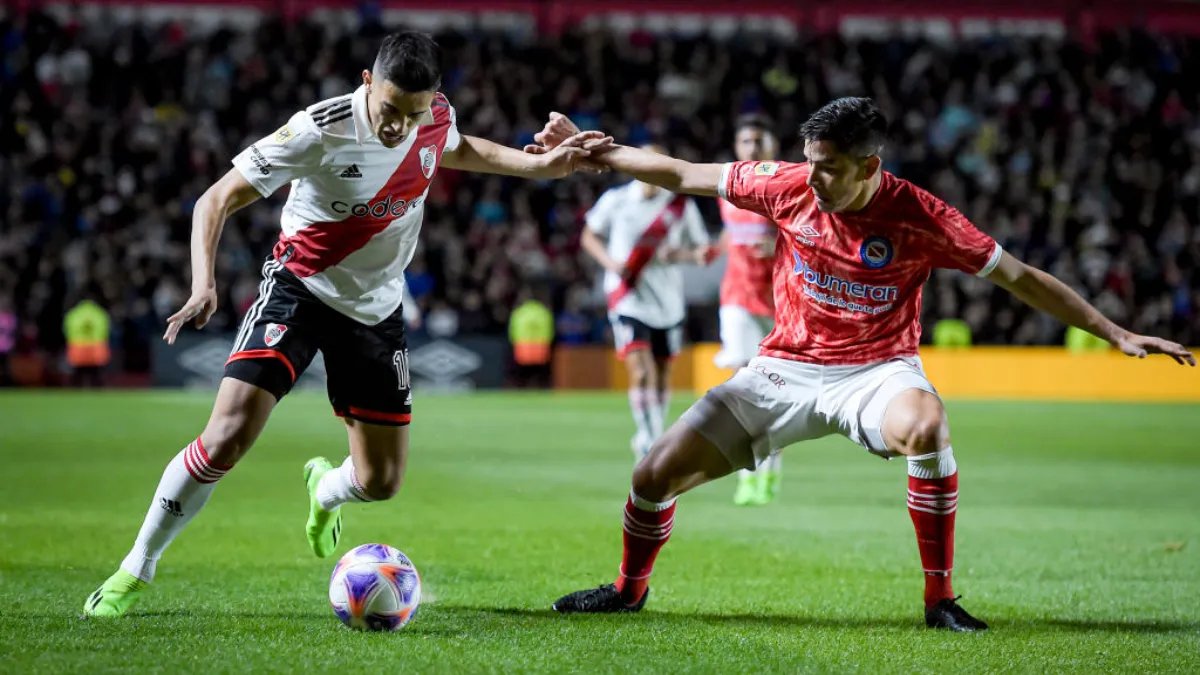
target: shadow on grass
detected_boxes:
[462,607,1200,635]
[47,606,1200,636]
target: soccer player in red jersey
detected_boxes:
[716,115,785,506]
[532,99,1194,631]
[82,32,608,618]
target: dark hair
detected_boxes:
[799,97,888,157]
[735,113,775,136]
[373,31,442,92]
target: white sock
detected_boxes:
[628,388,654,442]
[316,455,370,510]
[657,388,672,429]
[645,389,665,440]
[765,452,782,472]
[120,439,229,582]
[906,447,957,479]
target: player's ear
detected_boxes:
[361,69,373,89]
[861,155,882,180]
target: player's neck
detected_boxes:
[843,173,884,213]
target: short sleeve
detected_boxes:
[717,160,809,222]
[444,103,462,152]
[231,111,324,197]
[585,188,619,236]
[923,197,1003,276]
[680,198,709,246]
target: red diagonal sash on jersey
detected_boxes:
[606,194,688,309]
[274,94,452,278]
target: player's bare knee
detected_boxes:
[891,413,947,456]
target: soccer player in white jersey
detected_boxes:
[717,115,785,506]
[532,101,1192,631]
[580,144,715,461]
[82,32,608,617]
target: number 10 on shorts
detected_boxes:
[392,350,410,390]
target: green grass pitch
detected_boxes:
[1,390,1198,672]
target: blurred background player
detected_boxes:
[82,31,606,618]
[716,114,784,506]
[579,143,716,461]
[536,99,1194,631]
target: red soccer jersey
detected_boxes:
[718,198,776,317]
[719,160,1002,365]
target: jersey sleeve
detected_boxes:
[444,102,462,152]
[716,160,808,222]
[922,196,1003,276]
[231,110,324,197]
[680,198,709,246]
[585,188,618,236]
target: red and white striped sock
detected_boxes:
[613,491,676,604]
[120,438,230,582]
[907,448,958,608]
[316,455,371,510]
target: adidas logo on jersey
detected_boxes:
[339,164,362,178]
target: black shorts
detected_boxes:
[610,315,683,360]
[224,259,412,426]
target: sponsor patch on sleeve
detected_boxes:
[754,162,779,176]
[272,125,295,144]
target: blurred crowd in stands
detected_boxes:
[1,6,1198,381]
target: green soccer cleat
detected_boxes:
[82,569,148,618]
[304,457,343,558]
[733,473,760,506]
[756,467,782,505]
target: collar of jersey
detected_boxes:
[352,84,436,146]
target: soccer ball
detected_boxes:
[328,543,421,631]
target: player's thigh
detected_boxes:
[682,356,827,470]
[199,377,280,466]
[225,259,322,401]
[322,307,413,427]
[830,357,945,457]
[633,416,737,502]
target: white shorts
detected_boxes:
[714,305,774,368]
[681,355,937,469]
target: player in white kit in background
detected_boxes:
[83,32,609,618]
[716,115,785,506]
[580,144,716,461]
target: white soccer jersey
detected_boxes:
[231,85,461,325]
[586,182,709,328]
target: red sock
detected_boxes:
[613,493,675,604]
[907,472,957,608]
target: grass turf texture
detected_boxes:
[1,390,1198,673]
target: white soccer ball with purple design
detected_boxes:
[328,543,421,631]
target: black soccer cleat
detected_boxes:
[552,583,648,614]
[925,596,989,632]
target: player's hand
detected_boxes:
[699,245,721,265]
[534,112,582,149]
[1114,332,1196,366]
[524,112,611,174]
[164,286,218,345]
[532,131,614,178]
[752,239,775,259]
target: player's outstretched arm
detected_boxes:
[441,132,611,179]
[987,251,1195,365]
[527,112,723,197]
[163,169,261,345]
